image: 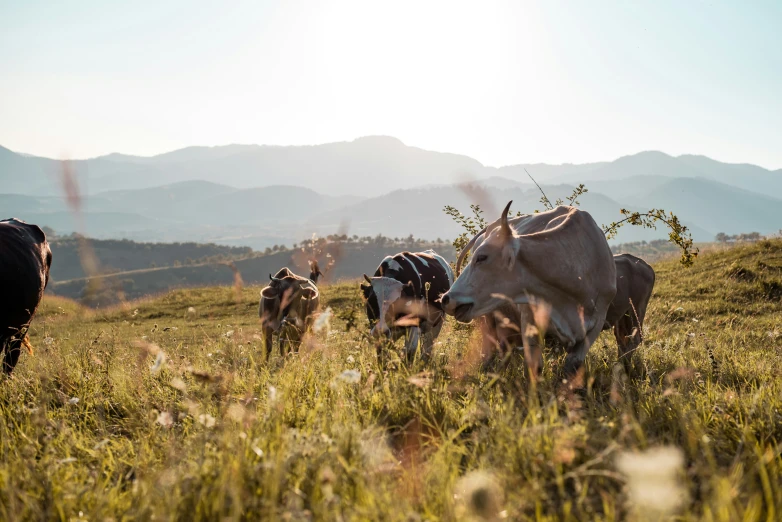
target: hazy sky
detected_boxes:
[1,0,780,168]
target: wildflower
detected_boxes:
[198,414,217,428]
[313,307,333,333]
[187,307,196,314]
[43,336,54,346]
[156,411,174,427]
[616,446,686,518]
[346,355,355,364]
[68,397,80,405]
[169,377,187,392]
[338,369,361,384]
[223,330,234,338]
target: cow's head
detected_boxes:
[259,272,317,331]
[440,201,522,322]
[360,274,415,337]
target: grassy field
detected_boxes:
[1,240,781,521]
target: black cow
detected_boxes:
[1,218,52,375]
[360,250,454,360]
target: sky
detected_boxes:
[1,0,780,169]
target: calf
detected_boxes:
[259,266,320,359]
[1,218,52,375]
[361,250,454,360]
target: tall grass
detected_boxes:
[1,241,780,520]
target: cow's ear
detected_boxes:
[501,237,521,271]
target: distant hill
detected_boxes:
[4,138,780,198]
[2,138,780,246]
[48,237,456,307]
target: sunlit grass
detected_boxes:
[1,241,780,520]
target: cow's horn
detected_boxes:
[500,201,513,238]
[270,273,281,283]
[363,274,372,284]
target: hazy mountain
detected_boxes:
[626,177,782,236]
[306,183,713,244]
[2,138,780,198]
[2,138,780,248]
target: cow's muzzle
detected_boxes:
[440,293,475,322]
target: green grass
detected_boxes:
[2,241,781,520]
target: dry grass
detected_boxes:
[1,241,780,520]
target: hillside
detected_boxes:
[5,240,781,519]
[49,238,457,307]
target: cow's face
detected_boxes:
[361,276,414,337]
[441,202,522,322]
[259,275,308,331]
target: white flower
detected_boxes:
[346,355,355,364]
[224,330,234,338]
[198,413,216,428]
[68,397,80,405]
[156,411,174,427]
[338,369,361,384]
[616,446,686,518]
[312,307,333,333]
[43,337,54,346]
[187,307,196,314]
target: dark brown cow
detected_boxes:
[604,253,655,369]
[1,218,52,375]
[259,266,320,359]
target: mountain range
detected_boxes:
[1,137,780,249]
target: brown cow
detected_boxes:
[604,253,655,370]
[473,254,655,375]
[1,218,52,375]
[259,265,320,359]
[441,202,617,379]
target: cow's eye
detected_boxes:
[474,254,488,265]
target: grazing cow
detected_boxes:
[259,266,320,359]
[604,254,655,369]
[441,202,616,379]
[0,218,52,375]
[361,249,454,360]
[470,255,655,374]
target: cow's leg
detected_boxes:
[404,326,422,362]
[2,337,22,375]
[263,326,274,361]
[563,322,603,386]
[521,329,543,381]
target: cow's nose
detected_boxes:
[441,294,450,307]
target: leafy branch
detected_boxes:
[444,172,697,267]
[603,209,698,267]
[443,204,487,255]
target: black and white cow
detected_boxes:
[361,249,454,360]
